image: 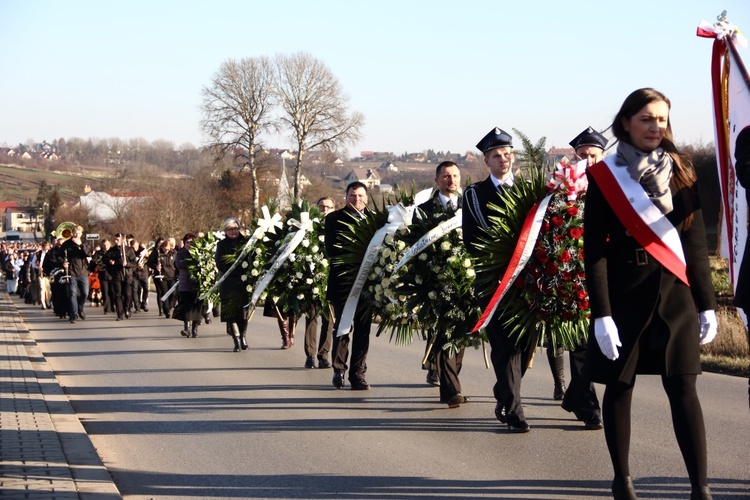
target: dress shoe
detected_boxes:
[116,316,123,321]
[611,476,637,500]
[494,403,507,423]
[317,358,332,369]
[304,356,316,369]
[507,420,531,433]
[180,330,190,337]
[69,318,76,324]
[142,306,149,312]
[78,310,86,320]
[349,379,370,391]
[332,372,345,389]
[446,393,467,408]
[164,312,170,319]
[583,415,603,430]
[425,370,440,386]
[125,312,131,319]
[690,486,712,500]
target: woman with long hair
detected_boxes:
[584,88,717,500]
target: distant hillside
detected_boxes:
[0,163,105,205]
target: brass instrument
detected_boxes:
[54,221,77,240]
[137,241,155,269]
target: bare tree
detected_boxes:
[201,56,277,219]
[275,52,364,199]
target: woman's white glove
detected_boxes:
[595,316,621,361]
[698,310,718,345]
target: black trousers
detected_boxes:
[111,279,132,318]
[487,316,534,423]
[155,278,176,314]
[100,277,114,312]
[562,344,601,418]
[331,299,371,383]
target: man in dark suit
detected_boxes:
[106,232,137,321]
[463,127,533,433]
[417,161,466,407]
[325,182,374,390]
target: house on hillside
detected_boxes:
[342,168,381,189]
[75,185,152,223]
[4,205,41,232]
[379,161,398,172]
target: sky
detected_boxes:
[1,0,749,157]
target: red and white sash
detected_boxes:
[588,157,689,285]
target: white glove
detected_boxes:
[595,316,621,361]
[699,310,718,345]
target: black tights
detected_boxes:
[602,374,707,488]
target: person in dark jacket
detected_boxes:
[174,233,203,338]
[417,161,466,407]
[215,217,249,352]
[61,226,90,323]
[151,239,177,318]
[105,232,137,321]
[463,127,534,433]
[583,88,717,500]
[326,181,375,390]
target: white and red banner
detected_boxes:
[697,17,750,300]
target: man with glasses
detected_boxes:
[302,197,336,369]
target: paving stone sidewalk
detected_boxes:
[0,291,121,499]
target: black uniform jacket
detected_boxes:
[583,170,717,384]
[462,177,505,260]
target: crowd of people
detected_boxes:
[1,88,733,500]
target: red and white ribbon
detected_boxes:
[471,195,552,333]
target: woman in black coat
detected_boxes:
[584,88,717,500]
[215,217,249,352]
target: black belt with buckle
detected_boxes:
[635,248,649,265]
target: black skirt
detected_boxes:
[173,291,204,322]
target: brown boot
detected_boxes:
[279,317,291,349]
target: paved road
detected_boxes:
[16,298,750,499]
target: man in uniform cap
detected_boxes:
[569,126,607,165]
[463,127,533,433]
[544,127,606,430]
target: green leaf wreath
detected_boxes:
[187,231,221,306]
[383,207,484,357]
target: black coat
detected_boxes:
[215,234,249,322]
[583,169,717,384]
[732,127,750,311]
[324,205,372,304]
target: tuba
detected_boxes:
[54,221,77,240]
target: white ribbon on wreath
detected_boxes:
[249,212,316,307]
[391,210,462,276]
